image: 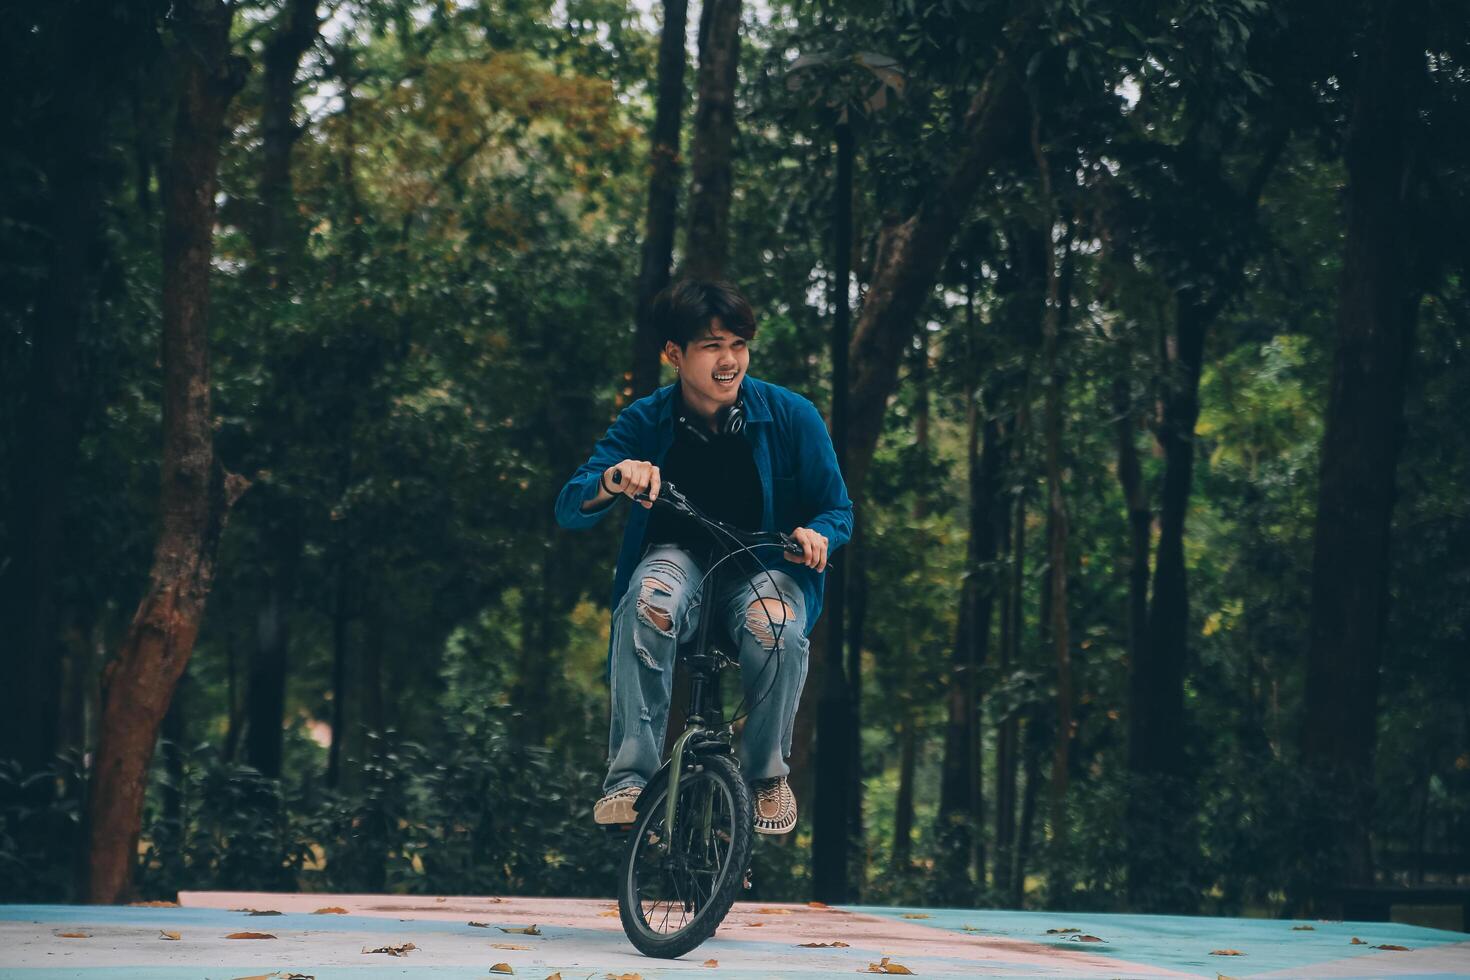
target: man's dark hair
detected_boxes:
[650,278,757,349]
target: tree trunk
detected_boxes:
[85,0,247,903]
[682,0,741,279]
[994,487,1024,901]
[937,315,1003,900]
[245,553,294,779]
[1302,0,1425,894]
[892,711,917,869]
[1114,378,1151,705]
[257,0,320,277]
[1014,720,1042,908]
[630,0,690,399]
[1032,118,1075,898]
[844,51,1027,502]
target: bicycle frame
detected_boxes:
[660,544,730,849]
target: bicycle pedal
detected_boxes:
[743,869,754,890]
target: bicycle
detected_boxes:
[605,467,805,959]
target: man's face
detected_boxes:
[666,318,750,409]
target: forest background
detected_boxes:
[1,0,1467,918]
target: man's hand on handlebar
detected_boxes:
[605,461,660,508]
[784,527,828,572]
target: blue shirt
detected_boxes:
[554,376,854,641]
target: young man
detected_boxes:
[554,279,852,835]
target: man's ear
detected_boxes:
[662,340,682,368]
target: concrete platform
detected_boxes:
[1,891,1466,978]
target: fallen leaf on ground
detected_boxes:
[1292,925,1315,931]
[279,974,316,979]
[866,957,915,975]
[901,913,931,920]
[492,943,531,950]
[544,974,562,980]
[797,941,850,948]
[225,932,277,940]
[435,897,447,903]
[1375,944,1411,951]
[703,959,718,967]
[746,922,764,927]
[961,925,984,933]
[130,900,180,907]
[247,910,283,916]
[499,924,542,935]
[1350,937,1366,944]
[1217,974,1240,980]
[1046,927,1081,934]
[159,930,181,940]
[755,907,792,914]
[361,942,416,956]
[598,910,620,918]
[1069,935,1106,943]
[1210,949,1245,956]
[490,964,514,975]
[469,921,492,927]
[807,901,829,909]
[57,932,90,939]
[313,907,348,915]
[604,974,643,980]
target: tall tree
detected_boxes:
[683,0,741,278]
[85,0,248,903]
[1301,0,1427,893]
[243,0,321,781]
[630,0,691,398]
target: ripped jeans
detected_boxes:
[604,544,810,794]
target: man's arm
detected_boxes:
[791,396,854,554]
[554,406,644,530]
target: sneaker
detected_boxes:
[753,776,797,835]
[594,785,642,825]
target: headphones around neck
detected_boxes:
[675,384,746,444]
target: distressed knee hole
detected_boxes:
[637,576,675,634]
[744,598,796,650]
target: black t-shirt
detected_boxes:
[644,411,762,556]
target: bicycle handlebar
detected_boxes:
[608,467,804,557]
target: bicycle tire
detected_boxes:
[617,752,753,958]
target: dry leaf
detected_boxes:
[597,910,620,917]
[797,941,850,948]
[866,957,916,975]
[280,975,316,979]
[469,921,491,927]
[499,924,542,936]
[490,964,515,975]
[492,943,531,950]
[807,901,829,909]
[1375,944,1411,951]
[130,900,179,907]
[961,925,984,933]
[755,907,793,915]
[362,942,416,956]
[313,907,348,915]
[1350,937,1367,945]
[604,974,643,980]
[159,930,181,941]
[746,921,764,927]
[545,974,563,980]
[1210,949,1245,956]
[1217,975,1240,980]
[1046,927,1081,934]
[703,959,719,967]
[435,897,447,903]
[225,932,277,940]
[1292,925,1315,931]
[248,910,283,916]
[901,913,931,920]
[1070,935,1106,943]
[57,932,90,939]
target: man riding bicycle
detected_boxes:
[554,278,852,836]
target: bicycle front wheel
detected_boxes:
[617,752,753,958]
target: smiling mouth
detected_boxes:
[713,371,738,383]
